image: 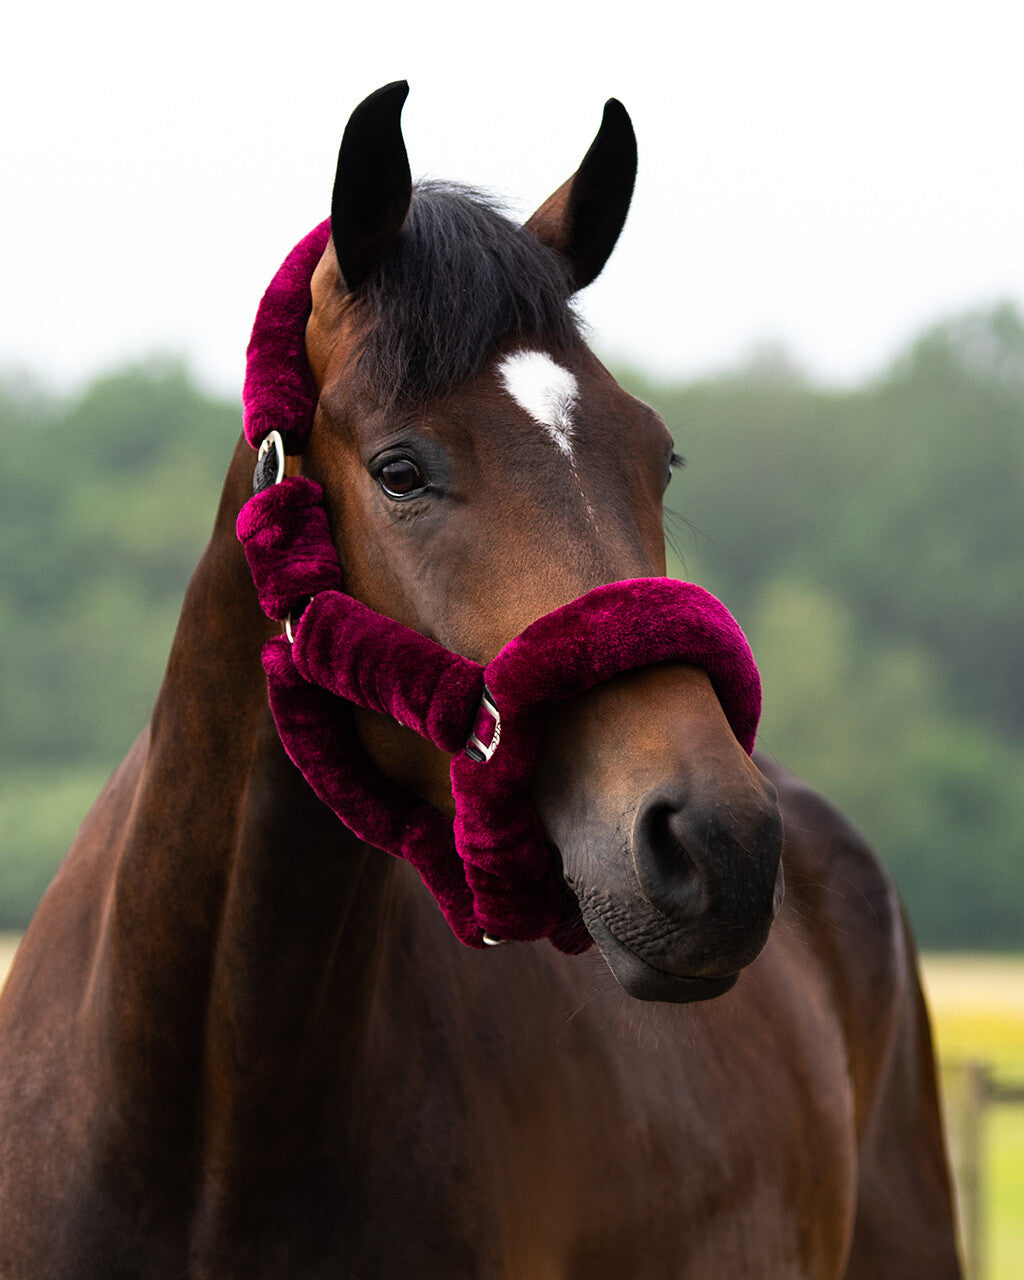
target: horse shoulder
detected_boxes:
[0,731,149,1030]
[759,756,962,1278]
[0,732,154,1273]
[758,757,905,1116]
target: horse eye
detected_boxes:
[666,450,683,489]
[378,458,428,499]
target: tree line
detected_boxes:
[1,306,1022,946]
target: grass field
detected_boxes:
[0,939,1020,1276]
[0,934,18,987]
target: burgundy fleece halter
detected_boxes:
[236,222,762,952]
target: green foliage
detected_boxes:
[0,359,236,766]
[654,306,1024,738]
[0,768,113,929]
[0,309,1021,947]
[742,580,1024,947]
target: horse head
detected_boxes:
[288,82,782,1002]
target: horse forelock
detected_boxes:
[351,181,582,407]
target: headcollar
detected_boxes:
[237,225,761,952]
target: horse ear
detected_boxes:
[524,99,637,292]
[331,81,413,292]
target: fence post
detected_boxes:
[943,1059,990,1280]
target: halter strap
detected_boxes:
[243,221,331,452]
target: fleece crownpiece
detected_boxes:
[237,224,762,952]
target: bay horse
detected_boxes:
[0,83,961,1278]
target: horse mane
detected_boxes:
[353,181,582,406]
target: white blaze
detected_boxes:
[498,349,578,457]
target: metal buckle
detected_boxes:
[284,596,312,645]
[465,687,501,763]
[253,430,287,493]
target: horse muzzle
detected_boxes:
[536,664,784,1001]
[576,792,784,1003]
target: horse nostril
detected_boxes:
[631,792,707,918]
[631,784,783,930]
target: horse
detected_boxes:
[0,82,961,1279]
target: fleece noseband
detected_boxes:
[236,221,761,952]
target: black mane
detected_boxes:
[355,182,582,405]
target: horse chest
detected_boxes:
[326,945,858,1280]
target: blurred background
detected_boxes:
[1,1,1021,1274]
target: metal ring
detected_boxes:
[465,687,501,763]
[482,933,507,946]
[257,430,287,486]
[284,596,312,644]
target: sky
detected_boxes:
[3,0,1024,396]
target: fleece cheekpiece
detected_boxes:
[236,223,762,952]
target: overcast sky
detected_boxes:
[4,0,1023,395]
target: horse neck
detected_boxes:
[94,435,406,1157]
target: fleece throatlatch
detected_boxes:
[236,222,762,952]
